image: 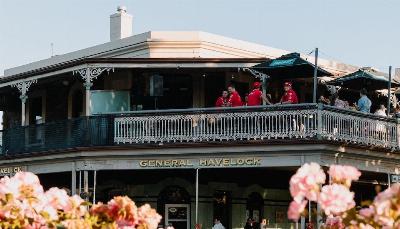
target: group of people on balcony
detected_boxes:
[319,88,393,116]
[215,81,299,107]
[214,81,400,118]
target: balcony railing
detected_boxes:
[1,104,399,157]
[114,104,398,149]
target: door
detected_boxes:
[165,204,190,229]
[214,190,231,229]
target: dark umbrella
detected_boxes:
[327,67,400,91]
[251,52,333,78]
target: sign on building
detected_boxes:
[0,166,23,177]
[390,174,400,183]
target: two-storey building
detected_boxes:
[1,7,399,229]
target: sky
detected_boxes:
[0,0,399,75]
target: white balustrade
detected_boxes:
[321,110,398,149]
[113,105,399,149]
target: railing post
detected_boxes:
[317,103,323,140]
[396,118,400,149]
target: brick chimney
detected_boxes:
[110,6,133,41]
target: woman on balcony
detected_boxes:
[278,82,298,104]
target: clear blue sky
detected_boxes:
[0,0,399,75]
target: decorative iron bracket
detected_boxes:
[240,68,270,80]
[11,79,38,103]
[73,67,114,89]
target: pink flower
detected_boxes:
[370,183,400,227]
[287,200,307,221]
[137,204,162,229]
[325,216,345,229]
[359,207,374,219]
[63,195,87,218]
[0,172,44,200]
[318,184,355,216]
[107,196,139,227]
[328,165,361,187]
[45,187,70,210]
[290,162,326,202]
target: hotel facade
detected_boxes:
[0,7,399,229]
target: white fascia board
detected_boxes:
[0,64,87,88]
[0,62,257,88]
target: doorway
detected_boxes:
[158,186,191,229]
[213,190,232,229]
[246,192,264,223]
[165,204,190,229]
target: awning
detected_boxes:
[327,67,399,91]
[251,52,333,79]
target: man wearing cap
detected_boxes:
[247,82,272,106]
[279,82,298,104]
[227,85,243,107]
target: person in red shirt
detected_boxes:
[227,85,243,107]
[247,82,272,106]
[215,90,229,107]
[279,82,299,104]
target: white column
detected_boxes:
[21,99,26,126]
[301,216,305,229]
[11,80,37,126]
[84,170,89,200]
[93,170,97,204]
[78,171,82,195]
[195,168,199,225]
[71,163,76,195]
[85,87,91,116]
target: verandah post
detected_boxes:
[317,103,323,140]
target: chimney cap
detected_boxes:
[117,6,127,13]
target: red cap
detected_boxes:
[284,82,292,87]
[253,82,261,88]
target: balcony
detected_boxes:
[1,104,398,157]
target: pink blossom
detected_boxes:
[318,184,355,216]
[0,175,22,199]
[359,207,374,219]
[107,196,139,227]
[287,200,307,221]
[137,204,162,229]
[290,162,326,202]
[45,187,69,210]
[328,165,361,187]
[370,183,400,227]
[324,216,345,229]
